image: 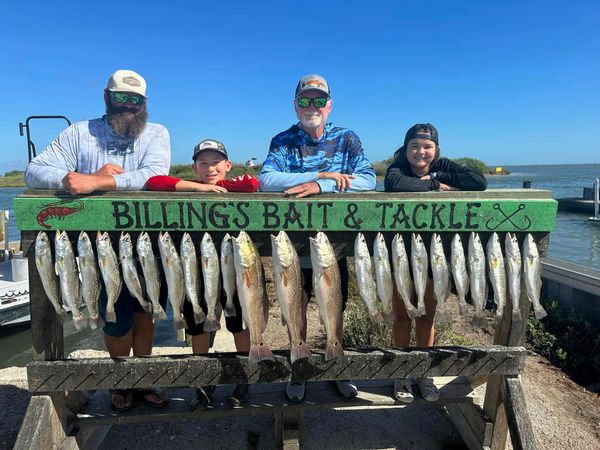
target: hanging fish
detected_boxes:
[505,232,522,322]
[220,233,237,318]
[468,232,487,328]
[55,230,87,330]
[119,232,152,314]
[373,233,394,323]
[354,233,383,323]
[450,234,469,316]
[158,232,186,330]
[201,233,221,332]
[430,233,450,323]
[77,231,101,329]
[523,234,547,320]
[35,231,69,322]
[391,234,418,320]
[96,232,122,324]
[486,232,507,322]
[181,233,205,325]
[411,233,428,317]
[136,232,167,321]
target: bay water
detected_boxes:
[1,164,599,368]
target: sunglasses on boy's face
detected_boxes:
[110,91,145,106]
[296,97,329,108]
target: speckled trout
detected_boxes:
[468,232,487,328]
[354,233,383,323]
[523,234,547,320]
[411,233,429,317]
[158,232,186,330]
[391,234,418,320]
[119,232,152,314]
[486,232,507,322]
[96,232,122,324]
[220,233,237,318]
[77,231,100,329]
[181,233,205,325]
[35,231,69,322]
[201,233,221,332]
[374,233,394,323]
[271,231,311,363]
[55,230,87,330]
[430,233,450,323]
[232,231,273,364]
[505,232,522,321]
[310,232,344,361]
[450,234,469,316]
[136,232,167,321]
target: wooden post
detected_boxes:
[504,376,537,450]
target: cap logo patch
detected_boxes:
[122,76,141,87]
[199,140,218,150]
[303,79,325,88]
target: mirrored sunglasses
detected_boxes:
[296,97,328,108]
[110,92,145,106]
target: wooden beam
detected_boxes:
[504,376,537,450]
[27,346,526,393]
[13,395,66,450]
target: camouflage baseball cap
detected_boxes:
[295,74,330,97]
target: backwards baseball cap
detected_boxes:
[403,123,439,146]
[192,139,228,161]
[106,69,147,97]
[295,74,330,98]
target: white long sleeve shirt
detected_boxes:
[24,116,171,190]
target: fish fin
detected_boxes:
[73,313,88,330]
[243,271,251,288]
[203,317,221,332]
[458,299,468,316]
[323,272,333,287]
[325,341,344,361]
[290,342,312,363]
[153,305,168,321]
[105,309,116,323]
[249,343,274,365]
[223,299,236,318]
[193,305,207,325]
[534,306,548,320]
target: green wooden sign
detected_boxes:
[14,190,557,233]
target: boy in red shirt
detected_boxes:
[147,139,257,408]
[147,138,258,193]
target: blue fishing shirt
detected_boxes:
[259,123,376,193]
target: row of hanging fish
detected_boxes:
[354,231,547,328]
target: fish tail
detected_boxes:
[290,342,312,363]
[370,310,384,323]
[434,307,445,324]
[534,305,548,320]
[55,307,70,323]
[458,299,468,316]
[193,305,207,325]
[139,299,153,314]
[416,301,427,317]
[73,313,89,331]
[383,311,395,324]
[325,341,344,361]
[223,300,237,318]
[153,305,168,321]
[172,315,186,331]
[471,314,487,329]
[512,308,522,322]
[89,317,98,330]
[405,305,418,321]
[249,343,274,365]
[203,316,221,332]
[105,309,116,323]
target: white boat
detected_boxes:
[0,258,30,327]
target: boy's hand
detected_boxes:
[195,184,228,193]
[317,172,355,191]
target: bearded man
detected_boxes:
[24,70,171,411]
[259,74,376,403]
[25,69,170,193]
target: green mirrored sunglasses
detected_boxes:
[296,97,328,108]
[110,91,145,106]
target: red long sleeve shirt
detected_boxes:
[146,174,259,193]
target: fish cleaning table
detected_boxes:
[13,190,557,449]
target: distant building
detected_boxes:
[245,158,257,167]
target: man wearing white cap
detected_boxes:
[25,69,170,194]
[25,69,171,411]
[259,74,376,403]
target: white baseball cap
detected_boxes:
[106,69,147,97]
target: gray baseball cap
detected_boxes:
[192,139,228,161]
[295,74,330,97]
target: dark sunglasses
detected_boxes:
[110,91,145,106]
[296,97,328,108]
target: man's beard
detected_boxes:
[105,103,148,139]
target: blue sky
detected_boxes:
[1,0,599,172]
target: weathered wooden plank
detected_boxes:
[13,395,66,450]
[74,378,480,428]
[27,346,526,393]
[275,410,302,450]
[447,404,485,450]
[504,376,537,450]
[14,191,557,232]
